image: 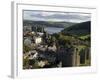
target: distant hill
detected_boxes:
[61,21,91,36]
[23,20,75,28]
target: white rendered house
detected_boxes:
[35,37,42,44]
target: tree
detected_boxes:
[51,36,56,42]
[23,44,32,52]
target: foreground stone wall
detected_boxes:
[57,47,91,67]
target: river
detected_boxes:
[44,27,64,34]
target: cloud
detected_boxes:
[23,10,91,23]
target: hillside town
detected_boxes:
[23,24,91,69]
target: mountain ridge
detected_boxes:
[61,21,91,36]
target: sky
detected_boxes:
[23,10,91,23]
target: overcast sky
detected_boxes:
[23,10,91,23]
